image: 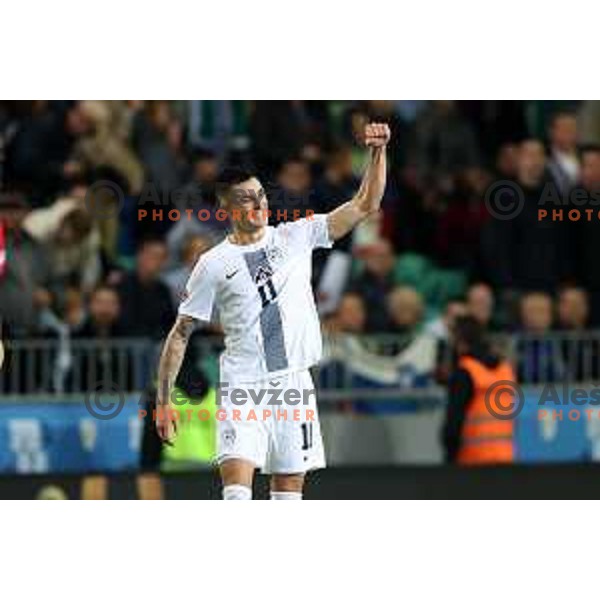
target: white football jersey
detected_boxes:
[178,215,333,384]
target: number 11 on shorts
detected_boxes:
[301,422,313,451]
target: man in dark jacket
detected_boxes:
[70,285,132,391]
[575,145,600,325]
[116,238,176,339]
[483,139,574,293]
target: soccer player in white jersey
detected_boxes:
[156,123,390,499]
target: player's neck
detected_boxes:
[228,227,267,246]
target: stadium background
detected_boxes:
[1,100,600,498]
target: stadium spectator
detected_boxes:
[133,101,188,198]
[68,285,133,391]
[73,101,144,195]
[575,145,600,325]
[327,293,367,334]
[466,282,496,330]
[558,286,589,331]
[412,100,480,185]
[387,286,425,335]
[348,239,396,332]
[483,139,574,293]
[427,299,468,384]
[75,285,123,339]
[21,188,101,310]
[271,157,313,221]
[495,142,519,180]
[313,144,359,251]
[557,286,597,381]
[0,193,52,336]
[434,167,491,270]
[116,238,175,338]
[547,112,580,195]
[166,149,226,267]
[4,102,80,203]
[162,234,212,308]
[516,291,566,383]
[250,101,323,177]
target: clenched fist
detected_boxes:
[364,122,391,148]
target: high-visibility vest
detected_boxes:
[162,387,217,468]
[456,356,515,465]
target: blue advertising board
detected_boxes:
[0,398,143,474]
[2,384,600,473]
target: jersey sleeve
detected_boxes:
[283,214,333,251]
[178,255,218,322]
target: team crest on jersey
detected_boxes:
[266,245,285,266]
[254,263,274,285]
[221,427,236,447]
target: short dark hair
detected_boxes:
[91,283,118,298]
[216,167,256,204]
[581,144,600,159]
[192,148,217,163]
[453,315,492,357]
[550,110,577,126]
[217,167,255,188]
[137,236,167,253]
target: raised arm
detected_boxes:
[327,122,391,241]
[155,314,196,442]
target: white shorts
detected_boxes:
[215,369,325,474]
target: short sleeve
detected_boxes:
[282,214,333,251]
[178,255,217,322]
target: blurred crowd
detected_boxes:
[2,100,600,391]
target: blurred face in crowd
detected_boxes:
[221,177,269,231]
[520,293,553,334]
[550,114,578,153]
[558,287,589,330]
[581,150,600,189]
[467,283,494,327]
[278,160,311,195]
[387,287,424,330]
[182,236,211,267]
[517,140,546,186]
[194,156,219,184]
[328,147,354,180]
[363,240,395,279]
[445,301,468,331]
[65,104,91,136]
[167,120,183,152]
[496,143,519,178]
[336,293,366,333]
[90,288,120,327]
[136,241,168,281]
[463,167,492,196]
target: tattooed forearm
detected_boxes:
[156,315,195,407]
